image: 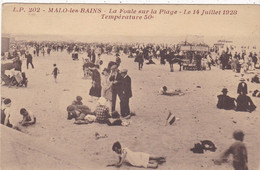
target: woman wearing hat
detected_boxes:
[236,91,256,112]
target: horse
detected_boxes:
[167,54,185,72]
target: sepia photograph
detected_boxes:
[1,3,260,170]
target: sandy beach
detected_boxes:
[1,50,260,170]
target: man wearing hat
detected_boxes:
[237,78,247,95]
[109,65,123,112]
[217,88,236,110]
[119,69,132,118]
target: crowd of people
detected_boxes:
[1,40,259,170]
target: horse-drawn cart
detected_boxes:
[179,43,209,71]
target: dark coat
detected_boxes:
[109,71,122,92]
[237,82,248,94]
[25,54,33,61]
[236,94,256,112]
[120,75,132,98]
[89,69,101,97]
[217,95,236,110]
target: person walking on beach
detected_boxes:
[52,64,60,83]
[25,51,34,69]
[136,50,144,70]
[214,130,248,170]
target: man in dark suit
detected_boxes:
[217,88,236,110]
[109,65,122,112]
[119,69,132,118]
[237,78,247,95]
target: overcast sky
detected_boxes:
[2,4,260,44]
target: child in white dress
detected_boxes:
[108,141,166,168]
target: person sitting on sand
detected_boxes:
[159,86,184,96]
[236,91,256,112]
[1,98,13,128]
[94,97,109,124]
[251,74,260,83]
[252,90,260,97]
[217,88,236,110]
[214,130,248,170]
[67,104,93,120]
[19,108,36,126]
[107,141,166,168]
[72,96,83,106]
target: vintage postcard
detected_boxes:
[1,3,260,170]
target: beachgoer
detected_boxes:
[101,68,112,111]
[25,51,34,69]
[237,78,248,95]
[52,64,60,83]
[236,91,256,112]
[72,96,83,106]
[119,69,132,118]
[108,141,166,168]
[1,98,13,128]
[217,88,236,110]
[94,97,109,123]
[214,130,248,170]
[19,108,36,126]
[109,65,122,111]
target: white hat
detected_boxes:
[120,69,128,73]
[97,97,107,106]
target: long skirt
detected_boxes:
[89,85,101,97]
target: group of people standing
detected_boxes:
[88,57,132,118]
[218,50,259,73]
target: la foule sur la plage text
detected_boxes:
[12,7,238,20]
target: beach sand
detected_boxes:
[1,50,260,170]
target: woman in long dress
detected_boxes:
[89,66,102,98]
[101,68,112,111]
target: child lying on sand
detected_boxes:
[159,86,184,96]
[107,141,166,168]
